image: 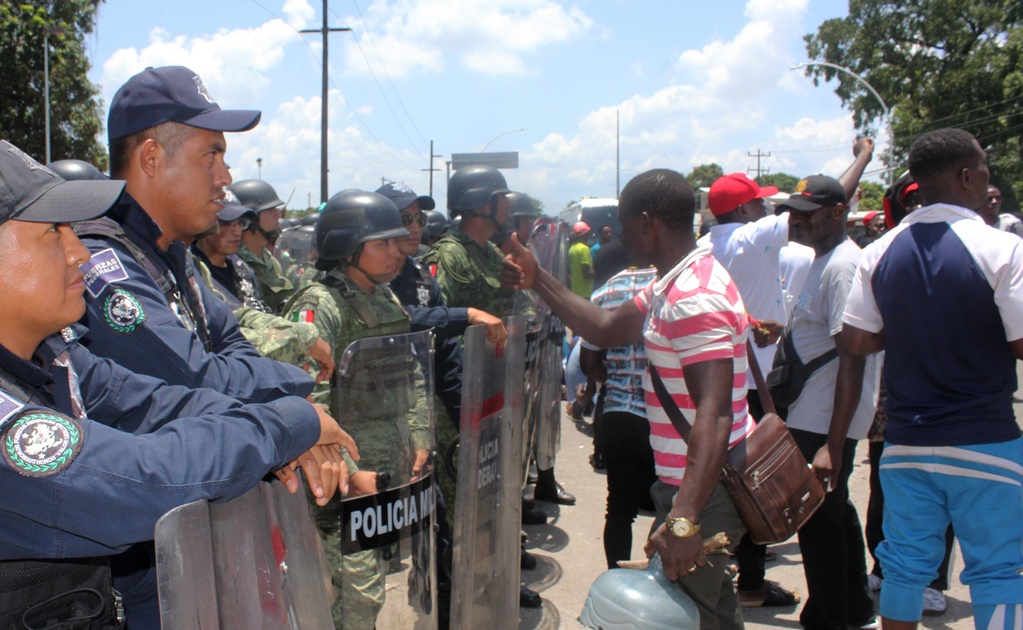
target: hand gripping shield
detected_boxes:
[336,329,438,629]
[155,480,334,628]
[450,316,526,627]
[514,219,569,478]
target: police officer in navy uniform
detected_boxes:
[74,65,346,625]
[0,140,356,628]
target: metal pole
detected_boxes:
[792,61,893,185]
[44,30,51,164]
[615,109,620,198]
[479,127,524,152]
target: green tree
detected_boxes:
[686,163,724,189]
[757,172,800,193]
[857,181,885,211]
[804,0,1023,210]
[0,1,107,170]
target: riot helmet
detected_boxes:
[447,165,510,219]
[48,159,106,181]
[424,210,449,240]
[314,189,408,283]
[506,191,539,220]
[301,211,321,227]
[229,179,286,241]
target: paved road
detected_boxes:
[517,372,1023,629]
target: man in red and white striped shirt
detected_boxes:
[505,168,752,630]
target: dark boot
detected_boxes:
[533,468,576,505]
[519,585,542,608]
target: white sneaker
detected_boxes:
[923,587,947,615]
[867,574,882,592]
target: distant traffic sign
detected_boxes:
[451,152,519,170]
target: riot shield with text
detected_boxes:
[155,480,334,628]
[336,330,437,630]
[515,219,568,477]
[450,316,526,627]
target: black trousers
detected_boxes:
[735,390,767,591]
[597,410,657,569]
[791,428,874,630]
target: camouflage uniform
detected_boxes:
[420,228,516,317]
[191,253,321,366]
[238,243,295,313]
[284,269,430,629]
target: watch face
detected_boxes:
[670,518,692,537]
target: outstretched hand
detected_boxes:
[853,137,875,160]
[501,234,535,291]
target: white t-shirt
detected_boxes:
[698,213,789,383]
[786,238,880,440]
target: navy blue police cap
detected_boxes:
[108,66,261,142]
[0,140,125,225]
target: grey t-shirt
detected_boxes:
[786,238,880,439]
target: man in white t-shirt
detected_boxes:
[781,174,880,630]
[505,169,753,630]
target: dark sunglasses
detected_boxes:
[219,217,252,230]
[401,211,427,228]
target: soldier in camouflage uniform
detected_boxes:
[283,189,432,629]
[190,200,336,376]
[230,179,296,312]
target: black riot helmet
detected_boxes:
[229,179,286,213]
[506,191,539,219]
[424,210,449,239]
[301,212,321,227]
[48,159,106,181]
[315,190,408,278]
[447,165,510,219]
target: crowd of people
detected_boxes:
[1,62,1022,630]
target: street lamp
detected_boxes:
[43,26,66,164]
[791,61,894,185]
[479,127,525,152]
[256,157,262,180]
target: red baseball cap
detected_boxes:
[708,173,779,216]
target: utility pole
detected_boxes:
[747,149,771,180]
[421,140,443,197]
[615,109,620,198]
[301,1,351,205]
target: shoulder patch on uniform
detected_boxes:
[2,411,82,477]
[428,264,438,277]
[82,248,129,298]
[292,309,316,324]
[103,288,146,333]
[0,390,26,431]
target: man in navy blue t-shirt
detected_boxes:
[843,128,1023,630]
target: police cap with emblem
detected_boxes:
[107,66,261,141]
[0,140,125,225]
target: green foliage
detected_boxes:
[804,0,1023,211]
[0,1,107,170]
[757,172,800,193]
[857,181,885,211]
[686,163,724,189]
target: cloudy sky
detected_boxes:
[85,0,887,212]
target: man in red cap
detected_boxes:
[569,221,595,298]
[698,139,875,608]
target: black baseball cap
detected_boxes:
[375,182,436,211]
[778,175,848,212]
[216,190,255,223]
[0,140,125,225]
[108,66,261,142]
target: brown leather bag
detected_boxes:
[648,340,825,544]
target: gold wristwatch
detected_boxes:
[665,516,700,538]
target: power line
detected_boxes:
[747,149,771,179]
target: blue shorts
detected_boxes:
[877,438,1023,626]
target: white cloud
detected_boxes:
[282,0,314,29]
[338,0,594,77]
[100,19,301,108]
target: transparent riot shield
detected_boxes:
[450,316,526,627]
[515,219,569,478]
[155,480,334,628]
[335,330,437,630]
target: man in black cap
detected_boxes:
[767,174,880,630]
[0,140,356,628]
[73,65,345,624]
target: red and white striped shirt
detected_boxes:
[634,245,755,485]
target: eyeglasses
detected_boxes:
[401,211,427,228]
[988,196,1002,204]
[219,217,251,230]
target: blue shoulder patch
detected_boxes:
[0,390,26,431]
[82,248,129,297]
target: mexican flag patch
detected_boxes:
[292,310,315,324]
